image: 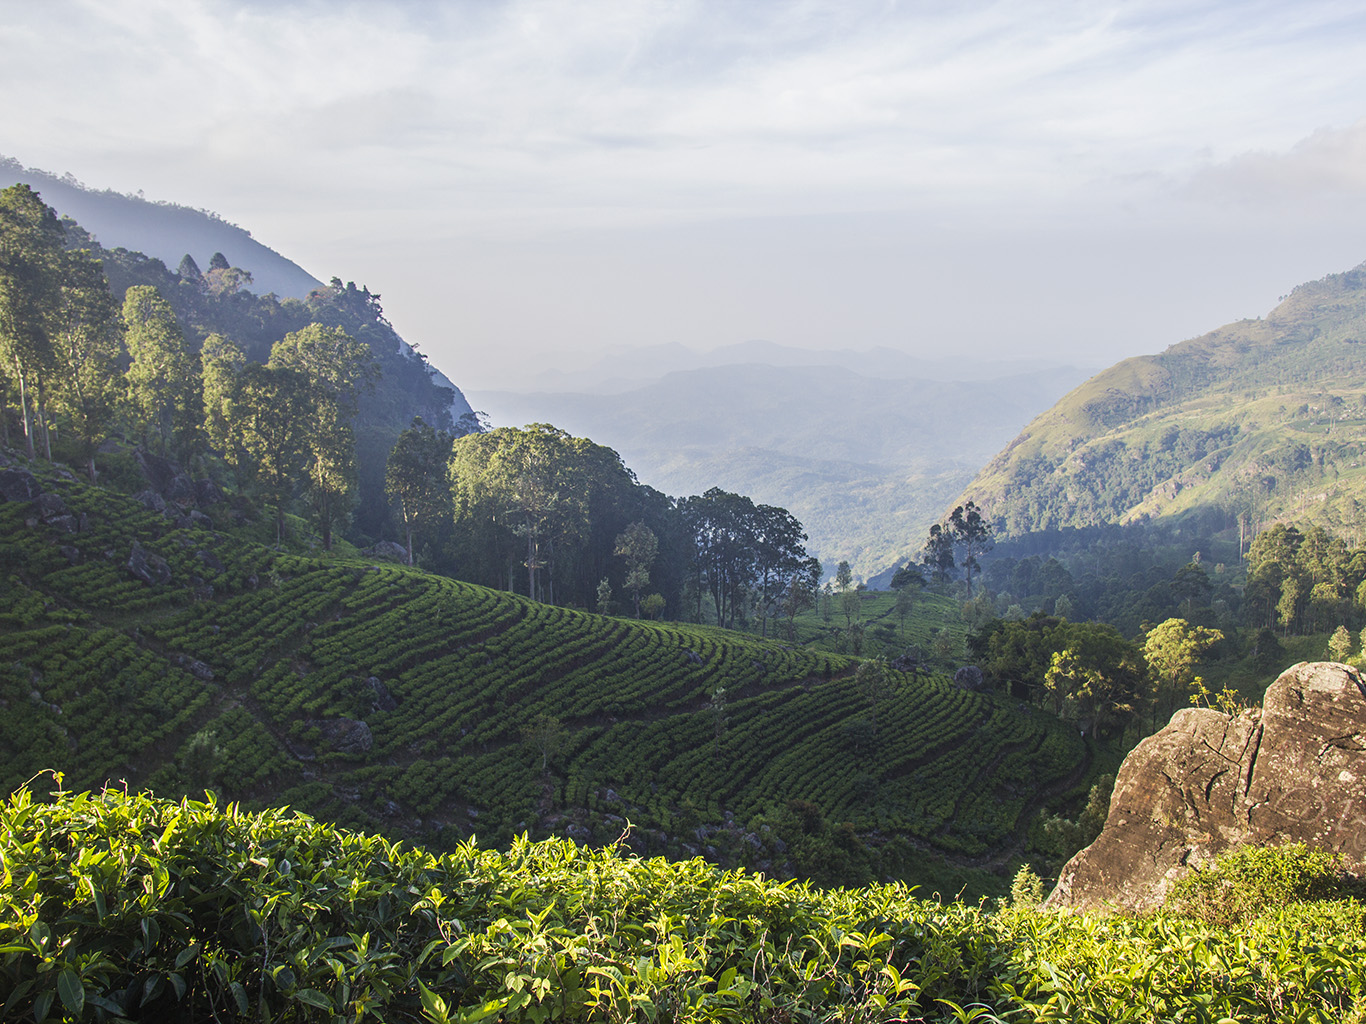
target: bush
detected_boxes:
[1166,842,1360,926]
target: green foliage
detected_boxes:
[6,788,1366,1023]
[1166,842,1360,927]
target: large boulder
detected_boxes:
[127,541,172,586]
[1049,661,1366,912]
[313,717,373,755]
[0,468,41,502]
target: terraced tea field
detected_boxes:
[0,463,1086,886]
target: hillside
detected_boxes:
[961,260,1366,543]
[0,155,321,299]
[0,458,1085,891]
[474,361,1089,580]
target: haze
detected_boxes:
[6,0,1366,390]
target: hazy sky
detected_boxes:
[6,0,1366,388]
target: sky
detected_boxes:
[5,0,1366,390]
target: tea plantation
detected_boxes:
[3,787,1364,1023]
[1,463,1084,891]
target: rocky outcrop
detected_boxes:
[1049,661,1366,912]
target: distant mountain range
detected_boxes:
[958,260,1366,546]
[473,355,1093,582]
[519,338,1080,394]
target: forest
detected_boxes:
[0,183,818,627]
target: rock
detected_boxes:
[364,676,399,712]
[59,546,81,565]
[194,477,225,506]
[176,510,214,530]
[134,449,196,505]
[953,665,986,691]
[196,549,225,574]
[133,489,167,513]
[45,515,78,534]
[314,717,373,754]
[36,492,68,519]
[362,540,408,562]
[0,468,41,502]
[684,649,705,666]
[565,823,593,844]
[1049,662,1366,913]
[172,654,215,682]
[127,541,172,586]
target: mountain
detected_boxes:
[1,155,321,299]
[960,260,1366,545]
[516,338,1080,395]
[473,361,1091,581]
[0,460,1084,892]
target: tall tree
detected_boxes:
[269,324,377,551]
[232,362,310,546]
[922,523,956,586]
[948,501,993,598]
[614,521,658,618]
[386,416,454,565]
[0,184,64,459]
[123,285,200,461]
[682,488,760,628]
[751,504,813,637]
[200,333,247,472]
[48,247,124,479]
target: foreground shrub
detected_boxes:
[1166,842,1360,926]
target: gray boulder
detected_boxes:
[127,541,172,586]
[0,468,41,502]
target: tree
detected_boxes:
[614,521,658,618]
[0,184,64,460]
[922,523,956,586]
[890,563,924,590]
[835,560,857,629]
[232,362,310,546]
[751,504,813,637]
[681,488,761,628]
[386,416,454,565]
[269,324,377,550]
[948,501,993,598]
[48,247,123,479]
[123,285,201,461]
[1142,617,1224,724]
[200,334,247,474]
[782,556,821,640]
[450,424,641,606]
[1044,624,1143,738]
[1329,625,1353,663]
[521,713,564,774]
[894,585,916,639]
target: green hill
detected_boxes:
[0,459,1085,891]
[961,260,1366,543]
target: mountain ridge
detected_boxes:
[958,260,1366,543]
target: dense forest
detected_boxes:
[0,183,823,625]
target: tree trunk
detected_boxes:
[15,358,34,460]
[406,522,414,566]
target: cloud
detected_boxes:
[1183,119,1366,209]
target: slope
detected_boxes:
[1,155,322,299]
[961,260,1366,541]
[0,458,1084,888]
